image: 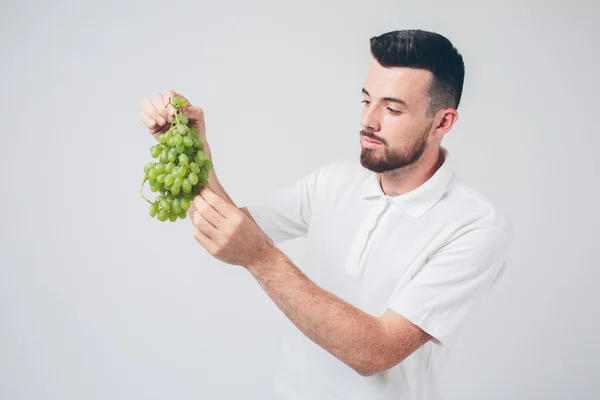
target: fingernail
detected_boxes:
[167,115,174,122]
[169,106,175,114]
[148,120,155,127]
[157,117,166,125]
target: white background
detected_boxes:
[1,0,598,398]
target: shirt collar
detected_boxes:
[359,146,454,219]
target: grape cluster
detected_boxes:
[141,96,213,222]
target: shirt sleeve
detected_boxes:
[244,166,322,246]
[387,214,514,347]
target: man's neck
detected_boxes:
[377,148,443,197]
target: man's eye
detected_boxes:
[361,101,400,115]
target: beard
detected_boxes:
[359,124,431,173]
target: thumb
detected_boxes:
[184,104,204,120]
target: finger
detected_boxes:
[141,97,162,128]
[150,93,169,127]
[187,199,197,220]
[193,226,218,255]
[198,186,234,219]
[193,195,224,229]
[140,110,156,130]
[192,210,220,240]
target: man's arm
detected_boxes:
[246,248,432,377]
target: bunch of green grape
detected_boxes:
[140,96,213,222]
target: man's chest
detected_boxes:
[305,197,448,315]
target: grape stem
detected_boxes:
[140,178,154,204]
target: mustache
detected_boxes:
[360,130,384,144]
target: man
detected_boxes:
[139,29,514,399]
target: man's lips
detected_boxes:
[362,136,382,144]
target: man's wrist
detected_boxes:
[246,243,283,276]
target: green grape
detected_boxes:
[182,179,192,193]
[172,198,182,213]
[173,176,183,188]
[188,172,198,185]
[150,145,162,158]
[144,162,156,174]
[173,97,187,107]
[159,199,170,211]
[189,162,200,174]
[160,148,169,163]
[142,97,211,222]
[180,197,190,210]
[148,168,158,180]
[157,209,168,221]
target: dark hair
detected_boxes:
[369,29,465,116]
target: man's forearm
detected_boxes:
[246,248,387,376]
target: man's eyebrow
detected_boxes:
[362,87,407,107]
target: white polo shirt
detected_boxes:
[246,146,514,400]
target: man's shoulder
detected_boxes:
[444,176,514,242]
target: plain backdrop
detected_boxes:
[1,0,598,399]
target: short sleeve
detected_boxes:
[244,166,321,246]
[387,214,514,346]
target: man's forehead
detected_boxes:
[364,61,432,104]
